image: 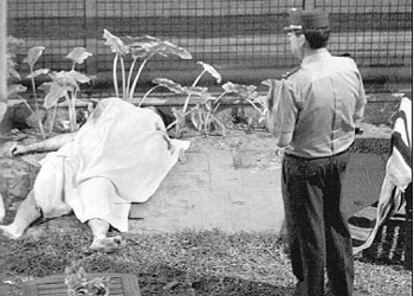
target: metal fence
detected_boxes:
[7,0,412,92]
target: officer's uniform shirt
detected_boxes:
[270,48,366,158]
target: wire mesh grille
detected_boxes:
[93,0,303,73]
[315,0,412,67]
[8,0,87,73]
[7,0,412,91]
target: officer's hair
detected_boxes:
[303,28,330,49]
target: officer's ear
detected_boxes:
[297,34,307,48]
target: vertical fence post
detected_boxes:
[85,0,98,77]
[0,0,8,126]
[303,0,316,10]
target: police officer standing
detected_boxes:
[263,9,367,296]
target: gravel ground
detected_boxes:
[0,217,411,296]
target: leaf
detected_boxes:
[123,35,160,59]
[7,59,21,79]
[51,70,90,88]
[26,68,50,79]
[184,86,209,95]
[7,36,24,54]
[197,61,221,83]
[157,41,192,59]
[65,47,93,65]
[183,86,214,101]
[43,81,70,108]
[67,70,91,84]
[152,78,186,94]
[222,81,257,99]
[7,84,27,99]
[22,46,45,67]
[38,82,52,93]
[129,47,148,59]
[50,71,78,89]
[123,35,192,60]
[103,29,129,55]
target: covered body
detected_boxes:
[33,98,189,231]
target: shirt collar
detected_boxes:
[302,48,331,65]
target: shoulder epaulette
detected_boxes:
[281,66,300,79]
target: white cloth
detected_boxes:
[33,98,190,231]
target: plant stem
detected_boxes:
[113,54,119,98]
[210,114,226,136]
[166,109,193,131]
[244,97,262,114]
[66,92,76,132]
[182,69,206,114]
[30,66,46,139]
[48,104,57,133]
[126,57,137,99]
[120,56,126,100]
[72,89,79,131]
[129,58,149,100]
[212,91,227,113]
[139,85,161,107]
[204,91,226,133]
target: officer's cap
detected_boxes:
[283,8,330,32]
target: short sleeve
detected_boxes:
[270,79,299,140]
[354,69,367,121]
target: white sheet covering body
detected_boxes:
[33,98,190,231]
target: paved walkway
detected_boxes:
[130,138,285,233]
[129,132,387,234]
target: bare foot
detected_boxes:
[0,225,23,240]
[89,236,122,253]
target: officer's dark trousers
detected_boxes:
[282,151,354,296]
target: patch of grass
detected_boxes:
[0,221,411,296]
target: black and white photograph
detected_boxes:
[0,0,412,295]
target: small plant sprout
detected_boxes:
[23,46,49,138]
[201,81,238,130]
[223,81,264,114]
[167,84,214,138]
[153,63,224,137]
[65,261,110,296]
